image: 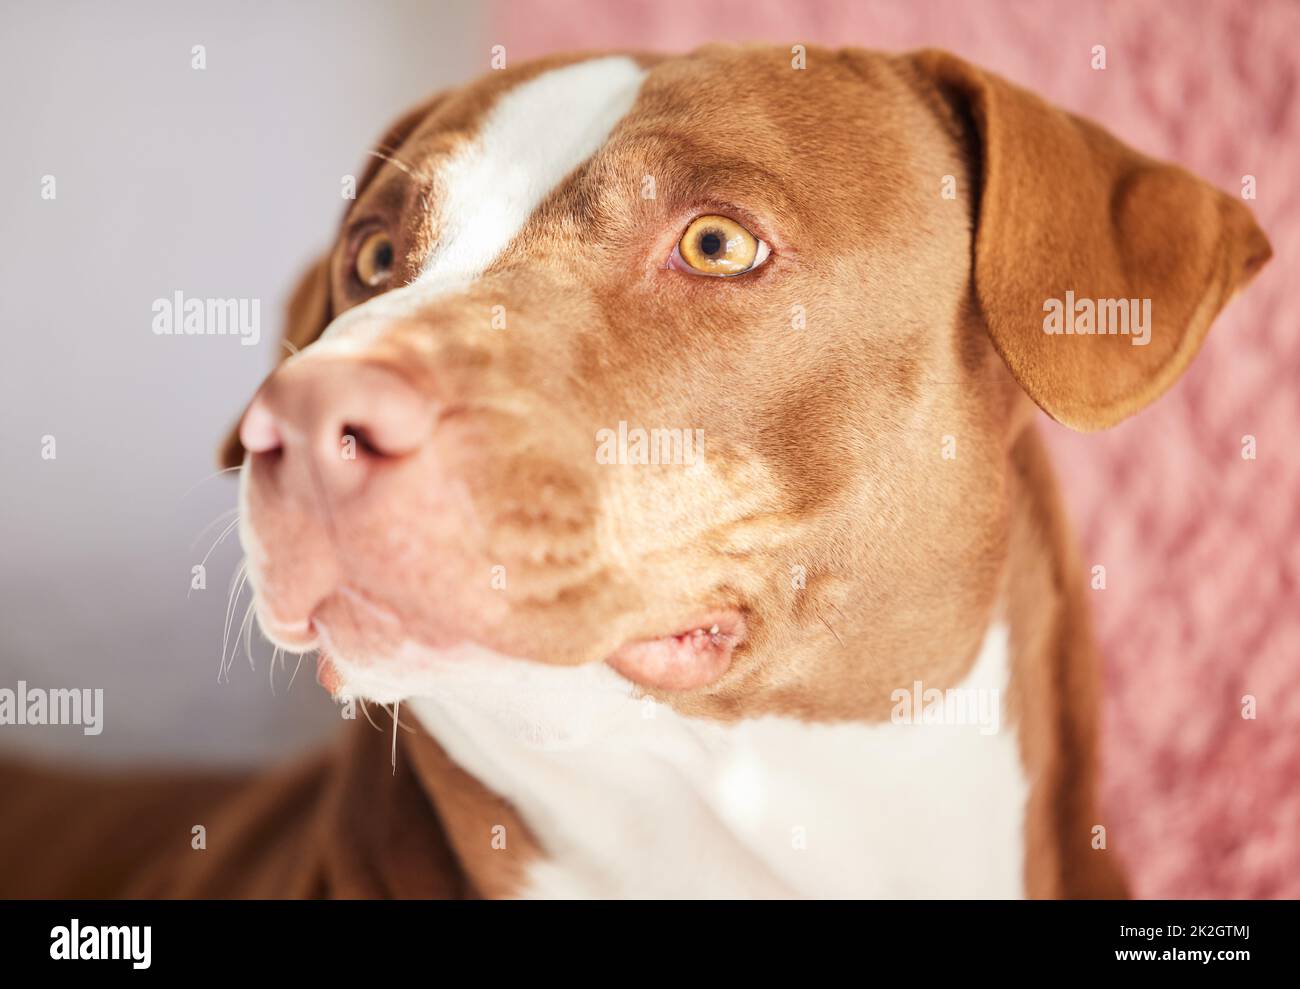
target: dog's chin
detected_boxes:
[312,607,747,708]
[308,618,448,705]
[252,580,749,704]
[316,639,647,751]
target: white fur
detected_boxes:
[403,624,1028,899]
[415,56,647,291]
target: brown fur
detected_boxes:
[1,45,1268,898]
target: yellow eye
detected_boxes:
[674,215,769,276]
[355,230,395,288]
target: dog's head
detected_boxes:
[224,46,1268,720]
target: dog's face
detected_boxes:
[226,46,1267,720]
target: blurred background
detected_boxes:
[1,0,1295,897]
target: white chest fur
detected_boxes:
[407,624,1028,899]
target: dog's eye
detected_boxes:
[671,215,770,276]
[355,230,395,288]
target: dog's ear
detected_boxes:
[906,50,1271,431]
[218,95,445,468]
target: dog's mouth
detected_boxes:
[306,605,747,699]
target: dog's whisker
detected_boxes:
[270,646,284,693]
[189,507,239,553]
[268,642,279,695]
[280,339,300,358]
[219,561,249,682]
[287,652,307,691]
[181,464,243,500]
[218,564,245,680]
[817,610,845,647]
[358,699,383,733]
[391,701,399,774]
[226,602,251,680]
[191,514,243,602]
[241,600,257,672]
[365,145,422,181]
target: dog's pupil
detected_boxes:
[376,242,393,269]
[699,232,722,256]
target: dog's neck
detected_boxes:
[405,623,1025,898]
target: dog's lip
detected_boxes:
[256,614,319,651]
[316,653,343,695]
[259,583,394,656]
[605,609,747,691]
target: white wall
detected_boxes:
[0,0,487,765]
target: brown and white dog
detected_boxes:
[0,45,1270,899]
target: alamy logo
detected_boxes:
[0,681,103,735]
[50,919,150,969]
[890,680,1000,736]
[152,290,261,346]
[1042,290,1151,346]
[595,421,705,466]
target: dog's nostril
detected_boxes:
[244,361,430,483]
[342,424,385,458]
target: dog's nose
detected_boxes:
[239,360,433,498]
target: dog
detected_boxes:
[0,45,1270,899]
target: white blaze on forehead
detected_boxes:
[417,56,647,288]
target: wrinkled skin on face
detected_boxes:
[231,44,1266,722]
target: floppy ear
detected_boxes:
[907,50,1271,431]
[217,94,447,468]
